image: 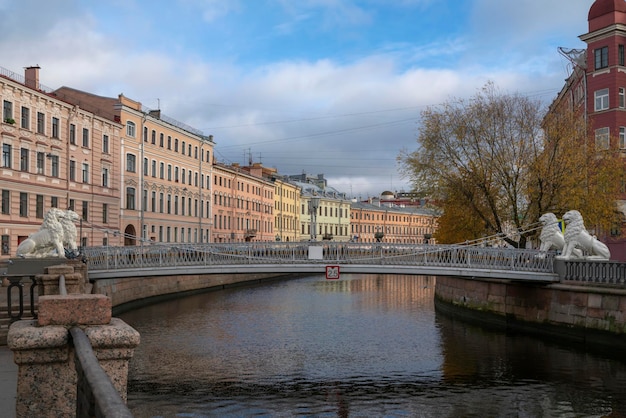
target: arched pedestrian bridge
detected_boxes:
[84,242,621,285]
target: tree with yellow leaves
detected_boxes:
[399,83,622,247]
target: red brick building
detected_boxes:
[551,0,626,259]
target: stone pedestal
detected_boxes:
[37,262,87,295]
[7,291,140,417]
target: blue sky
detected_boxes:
[0,0,595,197]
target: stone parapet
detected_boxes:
[7,317,139,417]
[6,262,139,417]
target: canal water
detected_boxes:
[119,274,626,417]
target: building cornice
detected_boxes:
[579,23,626,43]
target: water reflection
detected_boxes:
[120,274,626,417]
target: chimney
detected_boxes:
[25,66,40,90]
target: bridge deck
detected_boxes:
[85,243,558,283]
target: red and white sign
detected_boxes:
[325,265,340,280]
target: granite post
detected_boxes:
[7,263,140,417]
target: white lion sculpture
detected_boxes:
[538,212,582,257]
[559,210,611,260]
[16,208,79,258]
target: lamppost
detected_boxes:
[310,196,320,241]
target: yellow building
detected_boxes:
[272,176,301,242]
[1,66,123,254]
[212,163,275,242]
[53,88,215,244]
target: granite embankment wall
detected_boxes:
[92,272,295,314]
[435,276,626,348]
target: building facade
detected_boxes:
[271,176,301,242]
[350,201,438,244]
[52,88,215,245]
[212,163,275,242]
[1,66,123,254]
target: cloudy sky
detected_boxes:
[1,0,595,198]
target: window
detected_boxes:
[69,199,75,211]
[159,133,164,147]
[36,194,44,218]
[126,187,136,210]
[69,160,76,181]
[167,164,172,181]
[143,157,148,176]
[143,127,148,142]
[102,203,108,223]
[151,130,156,145]
[126,121,136,137]
[174,138,178,152]
[595,46,609,70]
[182,141,186,155]
[21,107,30,129]
[174,166,179,182]
[20,148,29,172]
[595,127,610,150]
[82,128,89,147]
[159,162,164,179]
[142,189,147,211]
[620,88,625,108]
[2,144,11,168]
[37,112,45,134]
[1,190,9,214]
[51,196,58,208]
[36,152,44,174]
[52,117,59,138]
[19,192,28,217]
[151,160,156,177]
[82,163,89,183]
[102,167,109,187]
[595,88,609,111]
[69,124,76,145]
[82,201,88,221]
[167,136,171,150]
[159,192,164,213]
[620,44,624,66]
[1,235,8,255]
[102,134,109,153]
[151,191,156,212]
[620,127,626,149]
[126,153,136,172]
[3,100,12,121]
[50,155,59,177]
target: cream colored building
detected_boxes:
[296,186,351,242]
[53,88,215,245]
[212,163,275,242]
[1,66,123,255]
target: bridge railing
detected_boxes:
[83,243,556,273]
[555,259,626,287]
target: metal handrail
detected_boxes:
[70,327,134,418]
[83,243,556,274]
